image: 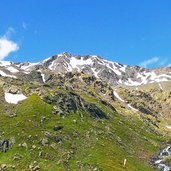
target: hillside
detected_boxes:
[0,53,171,170]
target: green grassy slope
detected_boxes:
[0,93,163,171]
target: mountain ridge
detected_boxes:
[0,52,171,87]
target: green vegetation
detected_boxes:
[0,92,164,171]
[0,73,170,170]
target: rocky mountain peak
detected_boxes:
[0,52,171,88]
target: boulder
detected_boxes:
[0,139,10,152]
[84,103,108,119]
[53,126,64,131]
[41,138,49,146]
[54,136,63,143]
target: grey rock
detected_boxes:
[54,136,63,143]
[84,103,108,119]
[0,139,10,152]
[41,138,48,146]
[53,125,64,131]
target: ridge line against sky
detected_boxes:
[0,0,171,68]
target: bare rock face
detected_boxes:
[22,71,43,82]
[47,92,82,115]
[44,92,111,119]
[84,103,109,119]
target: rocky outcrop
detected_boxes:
[0,139,10,152]
[84,103,109,119]
[44,92,111,119]
[48,92,83,115]
[22,71,43,82]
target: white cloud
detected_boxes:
[0,28,19,60]
[140,57,160,68]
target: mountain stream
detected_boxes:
[152,145,171,171]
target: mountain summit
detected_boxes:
[0,52,171,87]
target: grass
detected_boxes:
[0,91,165,170]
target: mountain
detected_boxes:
[1,52,171,86]
[0,53,171,86]
[0,52,171,171]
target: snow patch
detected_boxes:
[0,61,12,67]
[63,61,73,72]
[20,63,39,71]
[114,69,122,75]
[158,83,163,91]
[91,55,98,58]
[118,79,123,84]
[113,91,125,102]
[91,68,99,78]
[0,70,17,78]
[41,73,46,83]
[125,71,171,87]
[127,104,139,112]
[166,125,171,129]
[49,61,55,70]
[37,70,46,83]
[23,71,30,74]
[120,65,127,72]
[124,78,142,86]
[114,91,139,112]
[43,57,51,62]
[7,66,19,73]
[57,54,63,57]
[103,61,122,75]
[4,92,27,104]
[70,57,93,68]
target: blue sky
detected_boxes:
[0,0,171,68]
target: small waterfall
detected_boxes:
[152,146,171,171]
